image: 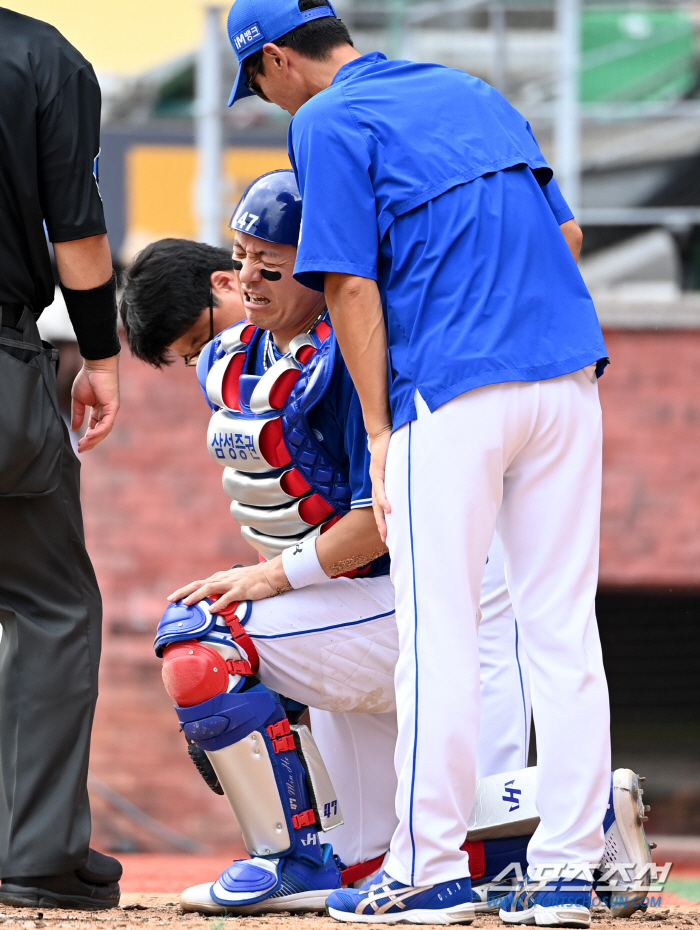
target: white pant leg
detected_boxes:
[245,574,398,714]
[477,533,531,777]
[383,377,609,887]
[249,549,529,778]
[309,707,399,867]
[496,370,610,868]
[384,393,498,887]
[245,564,527,871]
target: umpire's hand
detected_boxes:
[71,354,120,452]
[54,235,121,453]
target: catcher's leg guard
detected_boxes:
[467,766,540,840]
[175,686,341,910]
[157,600,342,912]
[176,685,318,859]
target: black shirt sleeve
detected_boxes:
[37,65,107,244]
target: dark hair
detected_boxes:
[120,238,233,368]
[244,0,353,76]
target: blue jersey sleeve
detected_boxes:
[289,96,379,293]
[523,121,574,224]
[541,177,574,224]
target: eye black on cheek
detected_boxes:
[261,269,282,281]
[232,259,243,271]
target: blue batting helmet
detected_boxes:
[229,169,302,246]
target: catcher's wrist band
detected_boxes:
[282,537,330,590]
[59,271,121,360]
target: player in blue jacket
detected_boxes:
[122,172,651,922]
[224,1,612,925]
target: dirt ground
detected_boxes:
[0,895,698,930]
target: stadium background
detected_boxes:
[2,0,699,881]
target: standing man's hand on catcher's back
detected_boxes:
[71,354,120,452]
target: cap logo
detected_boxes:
[233,22,263,52]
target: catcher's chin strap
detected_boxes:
[215,599,260,675]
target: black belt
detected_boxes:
[0,304,29,328]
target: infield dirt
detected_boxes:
[0,894,698,930]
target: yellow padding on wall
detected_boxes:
[123,145,290,263]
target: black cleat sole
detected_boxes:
[0,886,120,911]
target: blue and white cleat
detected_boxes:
[499,878,592,928]
[471,881,513,914]
[180,846,341,915]
[326,871,475,924]
[597,769,653,918]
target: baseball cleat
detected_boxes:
[180,883,231,915]
[499,878,591,928]
[326,871,475,924]
[596,769,653,918]
[472,882,513,914]
[181,847,340,915]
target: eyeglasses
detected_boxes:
[245,55,268,100]
[183,288,214,367]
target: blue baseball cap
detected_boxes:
[226,0,337,106]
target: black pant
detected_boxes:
[0,424,101,877]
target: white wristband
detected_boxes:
[282,537,330,590]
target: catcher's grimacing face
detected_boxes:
[232,232,325,337]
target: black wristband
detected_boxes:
[59,272,121,360]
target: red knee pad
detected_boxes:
[162,640,229,707]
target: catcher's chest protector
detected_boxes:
[203,316,352,560]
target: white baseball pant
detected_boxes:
[383,371,610,887]
[477,532,531,778]
[243,539,531,867]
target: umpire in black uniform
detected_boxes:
[0,8,123,910]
